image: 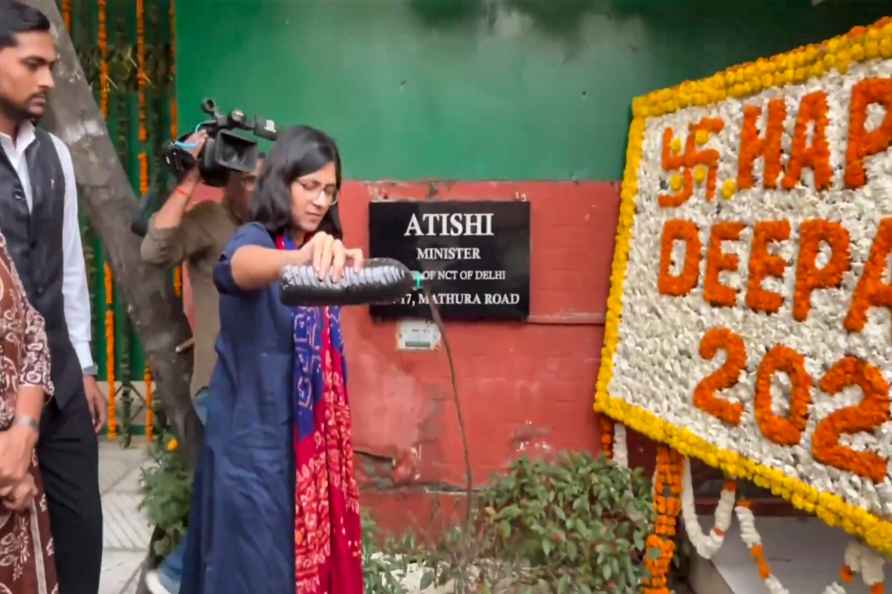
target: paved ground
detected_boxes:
[97,439,153,594]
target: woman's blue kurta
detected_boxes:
[180,222,296,594]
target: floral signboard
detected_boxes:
[596,18,892,556]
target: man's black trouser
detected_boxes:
[38,391,103,594]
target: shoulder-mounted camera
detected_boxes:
[162,98,278,187]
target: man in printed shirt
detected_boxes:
[0,3,105,593]
[141,132,262,594]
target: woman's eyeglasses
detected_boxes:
[295,178,339,205]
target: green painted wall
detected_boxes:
[177,0,890,181]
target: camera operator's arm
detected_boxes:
[141,132,208,266]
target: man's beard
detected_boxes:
[0,94,43,125]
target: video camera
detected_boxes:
[163,98,278,187]
[131,99,278,237]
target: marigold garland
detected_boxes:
[137,0,152,440]
[835,539,887,593]
[169,0,183,298]
[643,446,683,594]
[738,99,785,190]
[794,220,850,322]
[599,415,614,460]
[704,222,745,307]
[630,18,892,118]
[845,78,892,189]
[173,266,183,298]
[104,261,116,440]
[693,327,746,425]
[136,0,149,195]
[658,220,701,296]
[144,366,153,442]
[136,0,147,143]
[61,0,72,32]
[841,562,855,585]
[659,119,724,207]
[97,0,109,118]
[138,153,150,196]
[782,90,832,191]
[659,127,692,208]
[97,0,115,439]
[721,179,736,200]
[684,118,724,201]
[845,217,892,339]
[746,220,790,314]
[595,391,892,556]
[812,356,890,483]
[736,501,790,594]
[681,457,735,559]
[737,507,888,594]
[754,345,811,446]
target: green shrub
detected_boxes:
[139,433,192,558]
[418,452,655,594]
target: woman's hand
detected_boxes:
[298,232,364,282]
[0,425,36,488]
[0,474,36,512]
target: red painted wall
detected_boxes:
[337,181,620,534]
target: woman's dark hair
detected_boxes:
[251,125,343,239]
[0,1,51,49]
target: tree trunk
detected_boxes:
[24,0,204,465]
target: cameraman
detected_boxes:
[141,131,263,594]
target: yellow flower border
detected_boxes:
[594,16,892,559]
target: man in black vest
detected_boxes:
[0,2,104,593]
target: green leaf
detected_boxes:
[566,541,578,562]
[499,520,512,540]
[557,574,571,594]
[498,504,522,519]
[419,571,434,591]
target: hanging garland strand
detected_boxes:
[736,502,887,594]
[613,422,628,468]
[97,0,109,117]
[97,0,116,441]
[136,0,154,442]
[599,415,614,460]
[104,261,116,440]
[642,446,683,594]
[680,457,735,559]
[137,0,148,146]
[144,367,154,442]
[61,0,72,31]
[168,0,182,298]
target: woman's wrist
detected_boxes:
[289,245,312,267]
[12,415,39,438]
